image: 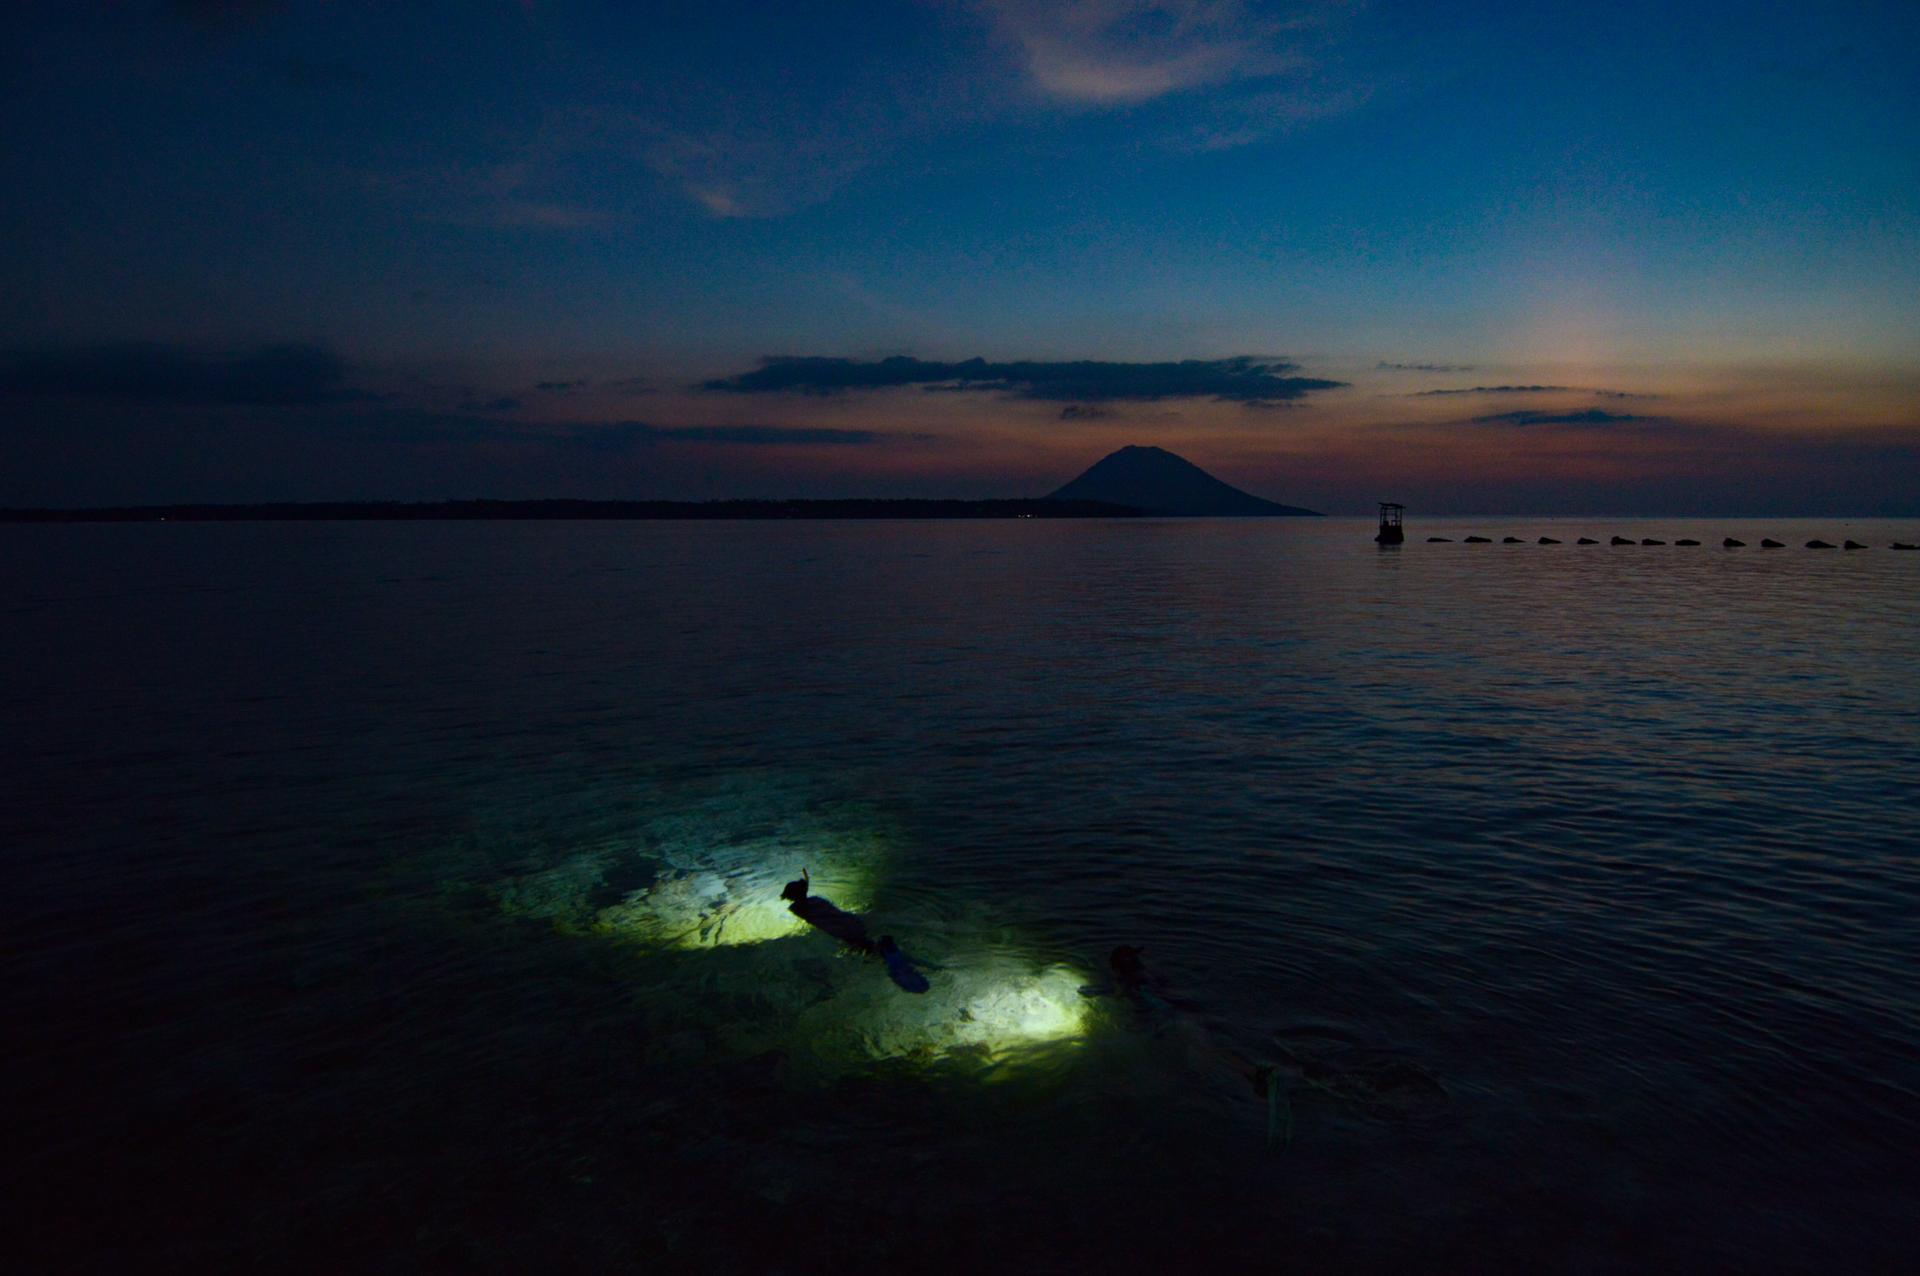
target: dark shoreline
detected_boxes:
[0,497,1152,523]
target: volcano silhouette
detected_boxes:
[1047,445,1319,516]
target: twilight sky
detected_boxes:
[3,0,1917,513]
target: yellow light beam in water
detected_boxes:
[594,859,877,950]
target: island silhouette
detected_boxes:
[2,446,1321,521]
[1048,444,1320,517]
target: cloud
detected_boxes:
[1471,409,1642,426]
[440,419,905,450]
[635,109,903,220]
[370,120,619,231]
[1378,361,1473,373]
[458,396,523,413]
[0,342,370,405]
[702,354,1345,403]
[533,380,588,393]
[633,423,894,447]
[1420,384,1578,395]
[1059,404,1116,420]
[1419,385,1647,398]
[981,0,1300,106]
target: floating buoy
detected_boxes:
[1611,536,1633,545]
[1538,536,1561,544]
[1724,537,1746,547]
[1577,537,1599,545]
[1502,536,1524,543]
[1676,538,1700,546]
[1893,542,1918,551]
[1806,539,1835,549]
[1641,538,1666,546]
[1844,540,1867,550]
[1427,536,1453,542]
[1464,535,1491,543]
[1761,539,1784,548]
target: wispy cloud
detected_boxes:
[702,354,1346,403]
[983,0,1267,105]
[1378,361,1474,373]
[1419,385,1649,398]
[427,419,910,450]
[635,2,1367,216]
[980,0,1301,106]
[629,423,897,447]
[1471,408,1643,426]
[636,116,886,220]
[368,116,619,231]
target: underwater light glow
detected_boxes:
[594,859,878,950]
[791,958,1094,1068]
[946,966,1091,1052]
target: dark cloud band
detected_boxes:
[703,355,1345,403]
[1420,385,1645,398]
[1473,409,1640,426]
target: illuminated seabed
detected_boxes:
[592,856,878,950]
[614,934,1101,1086]
[448,771,1116,1091]
[793,950,1093,1072]
[481,770,891,950]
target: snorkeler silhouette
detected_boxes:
[1089,946,1275,1098]
[781,870,929,993]
[781,869,874,952]
[1089,946,1446,1148]
[1107,944,1151,999]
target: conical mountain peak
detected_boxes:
[1047,445,1318,516]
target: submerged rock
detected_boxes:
[1806,539,1835,549]
[1464,535,1491,543]
[1723,537,1746,547]
[1761,538,1785,548]
[1538,536,1561,544]
[1675,538,1700,546]
[1844,540,1867,550]
[1610,536,1633,546]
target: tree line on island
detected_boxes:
[0,446,1321,521]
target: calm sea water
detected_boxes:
[6,517,1919,1273]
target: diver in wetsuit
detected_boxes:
[781,870,874,952]
[780,871,930,993]
[1093,946,1444,1144]
[1095,945,1275,1098]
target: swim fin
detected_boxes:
[880,944,930,994]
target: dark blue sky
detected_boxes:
[4,1,1917,511]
